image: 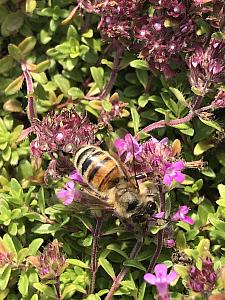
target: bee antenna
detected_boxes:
[129,135,139,191]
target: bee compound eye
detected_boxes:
[146,201,156,215]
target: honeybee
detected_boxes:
[73,145,157,223]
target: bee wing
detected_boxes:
[78,188,114,211]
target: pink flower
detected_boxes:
[144,264,177,300]
[69,170,83,184]
[163,161,185,186]
[56,181,81,205]
[153,212,165,219]
[172,205,194,225]
[114,133,142,162]
[166,239,176,248]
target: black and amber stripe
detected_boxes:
[73,146,122,192]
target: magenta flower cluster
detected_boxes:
[114,134,185,186]
[188,257,217,292]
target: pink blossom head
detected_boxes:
[114,133,142,162]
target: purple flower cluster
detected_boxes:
[188,38,225,94]
[27,109,97,179]
[80,0,145,41]
[78,1,225,78]
[188,257,217,292]
[30,109,96,158]
[28,240,68,280]
[212,90,225,109]
[114,134,185,186]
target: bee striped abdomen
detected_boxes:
[73,146,121,192]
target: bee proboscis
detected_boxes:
[73,145,157,223]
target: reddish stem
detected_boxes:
[138,102,215,137]
[84,42,123,100]
[88,218,103,295]
[147,183,165,272]
[21,61,37,123]
[104,240,143,300]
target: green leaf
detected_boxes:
[130,107,140,134]
[199,117,222,131]
[61,284,77,298]
[31,224,60,234]
[37,188,45,214]
[137,281,146,300]
[90,67,104,90]
[106,244,128,258]
[2,146,11,161]
[0,266,11,290]
[176,230,187,250]
[130,60,149,70]
[54,74,70,95]
[208,215,225,233]
[201,167,216,178]
[99,257,115,279]
[5,75,24,95]
[1,12,24,37]
[26,0,37,13]
[123,259,146,271]
[138,94,150,108]
[34,60,50,73]
[3,234,16,255]
[28,238,44,255]
[169,87,188,107]
[18,271,28,296]
[67,259,89,269]
[8,44,23,61]
[193,141,214,156]
[33,283,56,298]
[18,37,36,55]
[68,87,84,98]
[10,178,23,204]
[0,56,14,74]
[17,248,29,263]
[102,100,112,112]
[136,69,148,89]
[218,184,225,198]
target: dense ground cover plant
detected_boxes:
[1,0,225,299]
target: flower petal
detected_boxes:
[173,172,185,183]
[183,216,195,225]
[144,273,157,285]
[69,170,83,183]
[163,174,172,186]
[172,161,185,171]
[179,205,189,214]
[166,270,178,283]
[154,263,168,278]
